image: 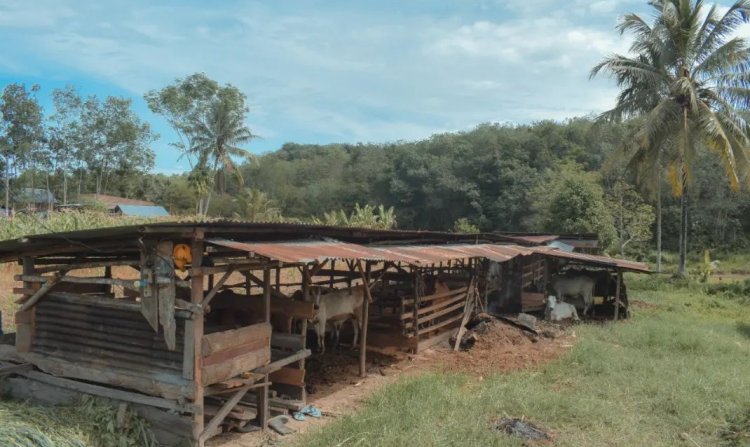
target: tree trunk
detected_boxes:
[677,169,689,278]
[656,178,662,273]
[4,160,10,217]
[63,171,67,205]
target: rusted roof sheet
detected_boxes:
[532,246,650,273]
[206,239,413,264]
[374,244,533,264]
[503,234,559,245]
[207,239,533,266]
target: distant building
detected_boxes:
[113,204,170,217]
[79,193,157,212]
[0,188,57,212]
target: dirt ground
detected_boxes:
[210,317,574,447]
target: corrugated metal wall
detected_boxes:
[33,293,184,376]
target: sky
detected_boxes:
[0,0,740,173]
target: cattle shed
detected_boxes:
[0,222,647,446]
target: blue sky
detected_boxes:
[1,0,740,173]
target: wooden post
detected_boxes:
[357,261,371,378]
[413,270,420,338]
[275,267,281,292]
[189,234,205,446]
[256,267,271,429]
[298,265,309,367]
[16,257,36,353]
[104,265,112,295]
[329,260,335,289]
[613,269,622,321]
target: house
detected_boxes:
[13,188,57,211]
[114,204,170,217]
[79,194,170,217]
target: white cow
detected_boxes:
[544,295,579,322]
[550,274,596,317]
[310,285,365,353]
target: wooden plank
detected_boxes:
[404,300,466,329]
[401,293,467,320]
[203,338,269,367]
[269,367,304,386]
[0,362,197,413]
[401,286,468,305]
[271,333,305,351]
[202,348,270,386]
[255,349,311,374]
[199,383,254,443]
[0,345,193,400]
[157,241,177,350]
[0,362,32,377]
[454,289,475,351]
[415,312,466,336]
[201,323,271,357]
[140,244,159,332]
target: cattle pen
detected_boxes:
[0,222,648,446]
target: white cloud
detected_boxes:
[1,0,640,158]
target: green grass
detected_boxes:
[295,274,750,447]
[0,396,158,447]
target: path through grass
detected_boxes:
[296,275,750,446]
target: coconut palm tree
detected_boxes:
[189,90,254,212]
[592,0,750,277]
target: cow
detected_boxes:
[309,285,365,354]
[550,274,596,318]
[544,295,579,322]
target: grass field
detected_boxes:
[293,273,750,447]
[2,252,750,446]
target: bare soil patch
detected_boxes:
[213,317,573,446]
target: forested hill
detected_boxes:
[14,116,750,253]
[243,118,625,230]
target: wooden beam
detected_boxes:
[0,362,32,377]
[201,267,235,309]
[199,383,255,443]
[358,261,371,378]
[614,269,622,321]
[0,361,196,413]
[244,272,289,300]
[189,234,205,446]
[16,275,62,312]
[263,268,271,323]
[255,349,311,374]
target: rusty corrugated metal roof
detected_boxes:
[531,246,650,273]
[502,234,559,245]
[207,238,534,266]
[206,238,415,263]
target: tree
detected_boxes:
[607,179,655,255]
[453,218,480,233]
[47,86,83,205]
[146,74,254,215]
[188,87,254,196]
[78,96,156,196]
[530,163,616,248]
[232,188,281,221]
[0,83,44,213]
[592,0,750,276]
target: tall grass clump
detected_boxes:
[297,275,750,447]
[0,396,157,447]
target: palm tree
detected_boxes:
[592,0,750,277]
[189,92,254,213]
[232,188,281,221]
